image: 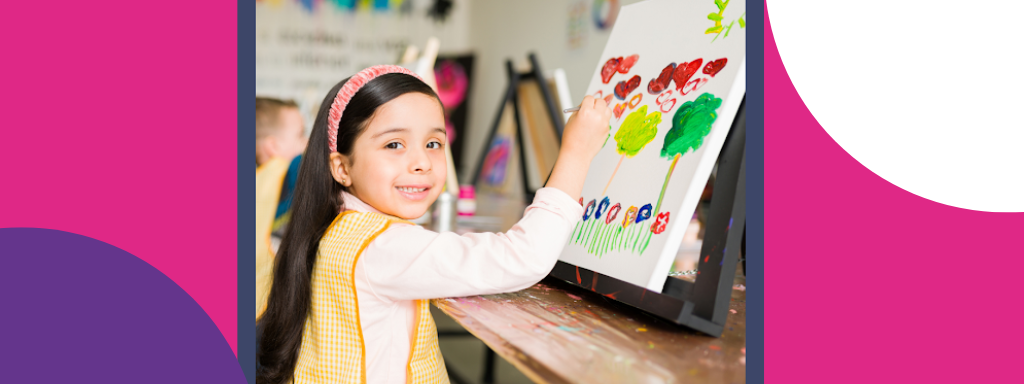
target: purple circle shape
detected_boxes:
[0,228,245,383]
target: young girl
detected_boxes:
[257,65,611,384]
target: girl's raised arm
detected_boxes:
[360,187,582,301]
[543,95,613,200]
[358,96,611,301]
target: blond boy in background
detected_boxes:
[255,97,306,317]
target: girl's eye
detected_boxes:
[385,142,404,149]
[426,141,442,149]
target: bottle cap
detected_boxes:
[459,185,475,199]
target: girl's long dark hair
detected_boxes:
[256,73,439,384]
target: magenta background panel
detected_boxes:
[0,1,238,354]
[765,7,1023,383]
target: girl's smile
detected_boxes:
[396,184,432,201]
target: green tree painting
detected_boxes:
[601,105,662,195]
[640,92,723,253]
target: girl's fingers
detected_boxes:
[580,95,594,111]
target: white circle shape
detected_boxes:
[769,0,1024,212]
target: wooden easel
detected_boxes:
[470,53,565,202]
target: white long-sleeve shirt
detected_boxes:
[343,187,583,383]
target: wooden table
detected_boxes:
[433,269,747,384]
[439,191,745,383]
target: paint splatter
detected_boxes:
[622,206,638,228]
[617,54,639,73]
[583,199,596,220]
[614,105,661,157]
[567,293,582,300]
[681,77,709,95]
[595,197,610,219]
[655,88,677,113]
[600,57,621,84]
[729,309,737,314]
[628,93,642,109]
[613,75,641,100]
[636,204,652,223]
[662,93,722,159]
[601,104,661,195]
[604,203,622,224]
[673,59,702,92]
[648,63,676,94]
[636,327,647,332]
[612,102,628,119]
[706,0,730,34]
[650,212,670,234]
[703,58,727,77]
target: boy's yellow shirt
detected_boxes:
[255,157,290,318]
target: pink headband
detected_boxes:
[327,65,425,152]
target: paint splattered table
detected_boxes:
[433,271,747,384]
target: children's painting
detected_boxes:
[558,0,745,292]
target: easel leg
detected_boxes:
[507,61,534,201]
[482,346,497,384]
[470,67,518,187]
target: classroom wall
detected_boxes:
[255,0,473,134]
[460,0,644,181]
[254,0,645,183]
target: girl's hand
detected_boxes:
[562,95,613,162]
[545,95,612,200]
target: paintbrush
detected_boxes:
[566,102,617,113]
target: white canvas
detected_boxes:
[558,0,746,292]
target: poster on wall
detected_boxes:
[558,0,746,292]
[433,55,474,169]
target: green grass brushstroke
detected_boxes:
[589,220,597,243]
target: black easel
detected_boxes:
[470,53,564,202]
[549,96,747,337]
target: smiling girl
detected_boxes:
[256,65,611,384]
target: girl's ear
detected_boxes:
[329,152,352,188]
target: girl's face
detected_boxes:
[335,92,447,219]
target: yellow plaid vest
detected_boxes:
[292,211,449,384]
